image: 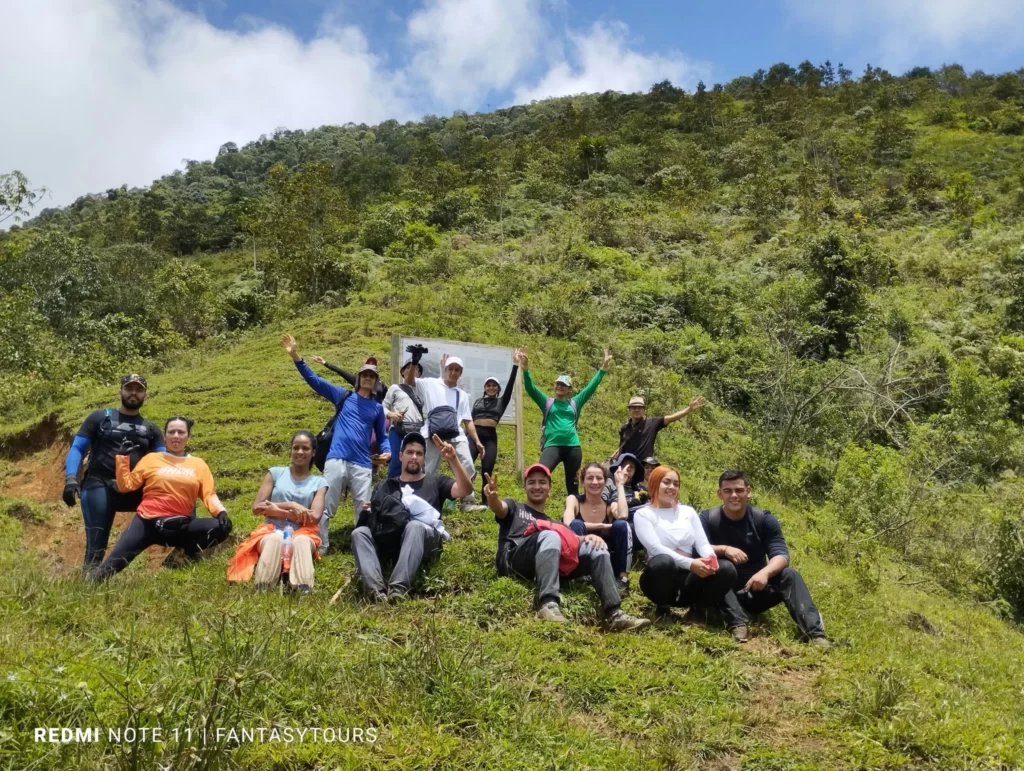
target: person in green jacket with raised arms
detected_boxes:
[521,347,612,496]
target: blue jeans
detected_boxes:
[79,482,142,570]
[568,518,632,576]
[387,427,403,478]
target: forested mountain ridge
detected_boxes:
[2,61,1024,768]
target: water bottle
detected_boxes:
[281,524,294,562]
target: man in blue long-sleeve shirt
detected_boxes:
[282,334,386,554]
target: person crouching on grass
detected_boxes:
[227,431,328,594]
[632,465,737,629]
[87,417,232,581]
[486,464,649,632]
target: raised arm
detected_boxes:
[612,466,630,520]
[663,396,706,427]
[433,434,474,499]
[282,334,347,405]
[319,358,358,388]
[483,473,508,518]
[521,367,548,409]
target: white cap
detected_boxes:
[446,356,465,370]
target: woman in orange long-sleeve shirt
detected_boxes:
[88,417,233,581]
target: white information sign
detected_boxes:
[391,335,524,473]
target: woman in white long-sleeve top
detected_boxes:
[633,465,739,626]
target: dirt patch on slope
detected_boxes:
[3,443,172,575]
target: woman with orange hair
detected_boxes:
[632,465,740,629]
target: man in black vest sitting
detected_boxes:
[700,470,830,647]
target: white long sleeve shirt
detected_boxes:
[633,503,713,570]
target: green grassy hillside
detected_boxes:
[4,63,1024,769]
[1,303,1023,770]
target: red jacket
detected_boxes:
[524,519,580,575]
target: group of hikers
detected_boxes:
[61,336,829,646]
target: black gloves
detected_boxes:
[406,343,428,364]
[217,511,233,536]
[115,438,139,456]
[62,474,79,507]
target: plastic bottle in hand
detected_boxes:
[282,524,294,562]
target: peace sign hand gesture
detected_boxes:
[483,473,498,499]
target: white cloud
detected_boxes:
[0,0,705,211]
[512,22,706,104]
[406,0,547,107]
[0,0,410,209]
[786,0,1024,69]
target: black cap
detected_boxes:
[643,456,660,467]
[120,374,147,388]
[400,432,427,450]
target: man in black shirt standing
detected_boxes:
[616,395,706,460]
[486,464,649,632]
[699,470,829,647]
[63,374,165,570]
[352,432,472,601]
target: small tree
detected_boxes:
[807,233,866,358]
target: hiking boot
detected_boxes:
[318,545,331,557]
[809,636,832,649]
[729,625,750,643]
[296,584,312,596]
[387,589,410,604]
[653,606,676,625]
[536,602,568,623]
[366,590,387,604]
[681,608,707,627]
[603,609,651,633]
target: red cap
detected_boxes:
[364,356,377,365]
[523,463,551,481]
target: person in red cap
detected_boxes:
[281,334,386,554]
[484,464,650,632]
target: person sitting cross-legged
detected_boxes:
[564,462,633,593]
[700,470,830,647]
[352,433,473,602]
[227,431,328,594]
[486,464,650,632]
[633,465,737,627]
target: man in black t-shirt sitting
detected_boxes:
[486,464,649,632]
[699,470,830,647]
[352,433,473,602]
[63,374,165,570]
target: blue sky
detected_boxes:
[2,0,1022,210]
[182,0,1024,101]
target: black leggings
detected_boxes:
[538,445,583,496]
[470,426,499,498]
[88,514,228,581]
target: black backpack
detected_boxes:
[429,389,461,441]
[314,390,352,473]
[705,504,766,543]
[359,482,411,548]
